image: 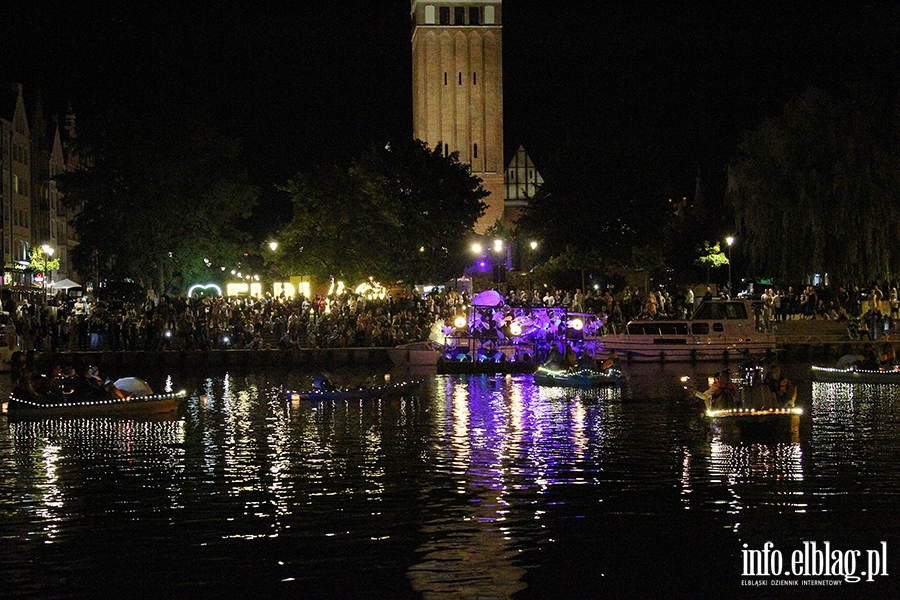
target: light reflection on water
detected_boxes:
[1,367,899,598]
[409,375,616,598]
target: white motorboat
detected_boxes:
[594,299,775,362]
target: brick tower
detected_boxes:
[411,1,504,233]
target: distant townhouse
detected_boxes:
[1,83,79,308]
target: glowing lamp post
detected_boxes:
[725,236,734,296]
[471,242,487,272]
[493,239,508,285]
[528,241,538,291]
[41,244,55,297]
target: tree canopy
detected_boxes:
[29,246,60,281]
[515,140,676,283]
[58,107,258,294]
[728,85,900,283]
[273,139,487,285]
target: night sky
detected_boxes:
[3,2,899,223]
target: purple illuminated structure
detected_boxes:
[442,294,604,367]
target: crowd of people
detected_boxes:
[4,280,899,355]
[501,281,900,338]
[3,290,456,354]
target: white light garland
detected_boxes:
[707,407,803,418]
[9,390,188,410]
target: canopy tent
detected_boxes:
[113,377,154,397]
[472,289,503,307]
[51,278,82,290]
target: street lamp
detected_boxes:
[41,244,55,297]
[725,236,734,296]
[528,241,538,293]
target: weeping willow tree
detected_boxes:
[727,85,900,283]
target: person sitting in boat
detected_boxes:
[75,366,126,399]
[33,366,63,395]
[13,366,43,401]
[835,353,863,370]
[689,370,737,410]
[564,344,579,370]
[763,365,796,408]
[577,351,598,370]
[858,346,880,370]
[600,350,621,372]
[313,373,337,392]
[542,344,565,370]
[879,343,895,367]
[356,374,379,389]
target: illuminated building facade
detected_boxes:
[411,0,505,233]
[0,83,79,299]
[504,145,543,222]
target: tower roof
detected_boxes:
[1,83,22,122]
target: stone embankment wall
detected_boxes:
[33,347,394,372]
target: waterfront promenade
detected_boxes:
[15,318,881,375]
[21,345,394,373]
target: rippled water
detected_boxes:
[1,364,899,598]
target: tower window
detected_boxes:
[473,72,477,85]
[425,5,435,24]
[459,72,462,85]
[444,72,448,85]
[439,7,450,25]
[454,7,465,24]
[473,143,478,159]
[469,7,480,25]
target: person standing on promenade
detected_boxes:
[871,283,884,313]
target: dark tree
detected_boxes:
[516,140,676,281]
[275,139,487,285]
[728,85,900,283]
[58,107,258,293]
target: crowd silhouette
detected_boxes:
[4,281,895,355]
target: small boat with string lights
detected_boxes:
[285,379,421,402]
[811,365,900,384]
[705,406,803,435]
[533,366,621,388]
[687,363,802,434]
[3,377,187,420]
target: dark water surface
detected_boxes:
[2,363,899,599]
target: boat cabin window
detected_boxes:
[627,322,689,335]
[713,323,725,332]
[691,323,709,335]
[693,301,748,320]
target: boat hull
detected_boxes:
[533,367,621,388]
[811,366,900,384]
[707,407,802,437]
[389,342,441,367]
[595,340,775,363]
[3,391,187,420]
